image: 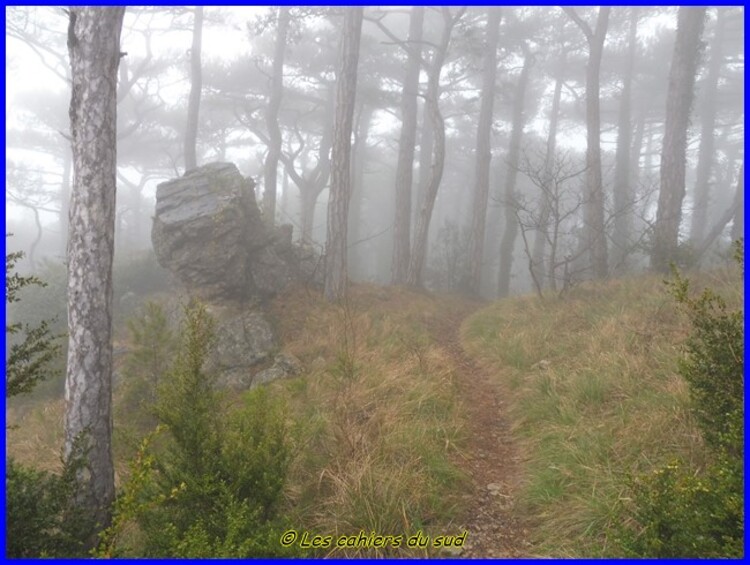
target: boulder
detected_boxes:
[251,353,303,388]
[152,162,261,301]
[207,305,277,390]
[151,162,319,302]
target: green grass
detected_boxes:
[461,269,741,557]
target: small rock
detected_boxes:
[487,483,503,494]
[252,353,303,388]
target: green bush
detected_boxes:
[615,243,744,557]
[116,301,177,434]
[100,301,295,557]
[5,251,63,398]
[5,454,95,557]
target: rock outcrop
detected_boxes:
[151,162,319,302]
[151,162,317,390]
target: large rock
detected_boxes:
[151,162,319,302]
[207,304,277,390]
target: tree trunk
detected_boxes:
[698,162,743,257]
[65,6,125,543]
[324,8,362,302]
[263,7,290,226]
[407,8,465,288]
[414,98,433,229]
[612,8,639,272]
[300,187,317,244]
[348,103,374,278]
[59,148,72,258]
[564,7,610,279]
[689,9,726,245]
[730,162,744,243]
[651,7,707,272]
[497,43,534,298]
[284,88,334,244]
[391,6,424,285]
[184,6,203,172]
[466,8,502,296]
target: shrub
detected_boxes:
[5,249,84,557]
[615,242,743,557]
[5,250,62,397]
[100,301,294,557]
[5,457,90,557]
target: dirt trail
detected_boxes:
[431,304,530,558]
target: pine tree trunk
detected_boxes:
[652,7,707,272]
[497,43,534,298]
[730,162,744,243]
[263,7,290,226]
[407,8,464,288]
[184,6,203,172]
[59,149,72,257]
[689,9,726,245]
[324,8,363,302]
[414,99,433,230]
[391,6,424,285]
[612,8,639,272]
[348,103,374,278]
[65,6,125,542]
[466,8,501,296]
[564,7,610,279]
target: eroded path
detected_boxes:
[430,304,531,558]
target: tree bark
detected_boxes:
[184,6,203,172]
[689,9,726,245]
[407,8,465,288]
[497,43,534,298]
[391,6,424,285]
[564,7,610,279]
[730,162,744,243]
[466,8,502,296]
[298,91,334,243]
[348,103,374,278]
[59,148,72,258]
[263,7,290,226]
[65,6,125,542]
[651,7,707,272]
[324,8,363,302]
[612,8,639,272]
[698,161,743,257]
[414,98,434,230]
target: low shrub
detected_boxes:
[615,242,743,557]
[99,301,294,557]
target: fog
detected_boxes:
[6,6,745,296]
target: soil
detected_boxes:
[430,304,532,558]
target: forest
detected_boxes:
[5,6,745,558]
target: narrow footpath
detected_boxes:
[430,305,531,558]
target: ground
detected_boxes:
[428,302,530,557]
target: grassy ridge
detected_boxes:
[461,270,741,556]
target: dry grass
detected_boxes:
[267,283,472,556]
[461,266,742,556]
[6,399,66,473]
